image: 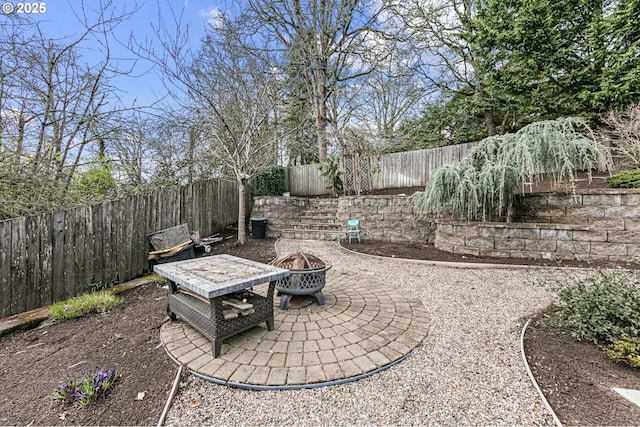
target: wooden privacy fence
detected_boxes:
[288,142,479,196]
[0,178,239,318]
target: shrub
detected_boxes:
[552,270,640,346]
[604,337,640,368]
[53,368,119,406]
[49,291,122,323]
[253,165,287,196]
[320,156,343,197]
[605,168,640,188]
[599,103,640,167]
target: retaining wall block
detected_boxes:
[377,205,399,214]
[557,240,591,254]
[494,238,525,250]
[572,230,607,242]
[452,223,480,236]
[547,194,582,206]
[607,230,640,244]
[624,219,640,231]
[626,245,640,258]
[565,205,606,218]
[583,194,622,206]
[552,217,589,226]
[389,197,411,206]
[588,218,625,231]
[533,207,567,220]
[400,206,417,216]
[453,245,482,256]
[364,198,387,206]
[478,226,511,238]
[435,241,455,253]
[435,231,465,246]
[524,239,558,252]
[621,193,640,206]
[540,228,572,241]
[589,242,628,256]
[465,236,495,249]
[382,213,402,222]
[436,223,454,234]
[507,227,542,239]
[546,193,582,206]
[605,205,640,219]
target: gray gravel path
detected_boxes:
[165,239,557,426]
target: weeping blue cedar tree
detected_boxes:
[413,118,612,221]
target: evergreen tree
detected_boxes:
[603,0,640,110]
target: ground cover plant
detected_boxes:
[606,168,640,188]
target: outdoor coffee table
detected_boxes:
[154,254,290,357]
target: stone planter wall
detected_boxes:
[435,189,640,262]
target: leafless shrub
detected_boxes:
[600,104,640,168]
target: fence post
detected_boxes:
[51,211,65,303]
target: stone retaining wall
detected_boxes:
[336,195,434,242]
[436,189,640,262]
[251,194,434,243]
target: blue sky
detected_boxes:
[22,0,225,106]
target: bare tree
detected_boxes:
[0,2,138,218]
[600,103,640,168]
[387,0,500,135]
[131,8,286,244]
[247,0,389,162]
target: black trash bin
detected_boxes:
[251,217,267,239]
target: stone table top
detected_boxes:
[153,255,290,299]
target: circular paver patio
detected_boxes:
[160,270,430,389]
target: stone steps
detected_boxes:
[275,198,344,240]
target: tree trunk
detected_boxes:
[484,111,497,136]
[188,127,196,184]
[316,80,329,163]
[237,178,247,245]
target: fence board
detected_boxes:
[0,221,11,318]
[75,207,89,295]
[51,211,65,302]
[91,204,105,285]
[39,213,53,308]
[25,216,41,312]
[288,143,479,195]
[63,209,77,300]
[11,217,26,314]
[0,178,249,317]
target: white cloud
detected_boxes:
[200,7,224,29]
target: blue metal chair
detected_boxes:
[347,219,361,243]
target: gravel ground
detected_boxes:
[165,239,558,426]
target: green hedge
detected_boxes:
[254,165,287,196]
[606,169,640,188]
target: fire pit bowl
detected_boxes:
[271,252,332,310]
